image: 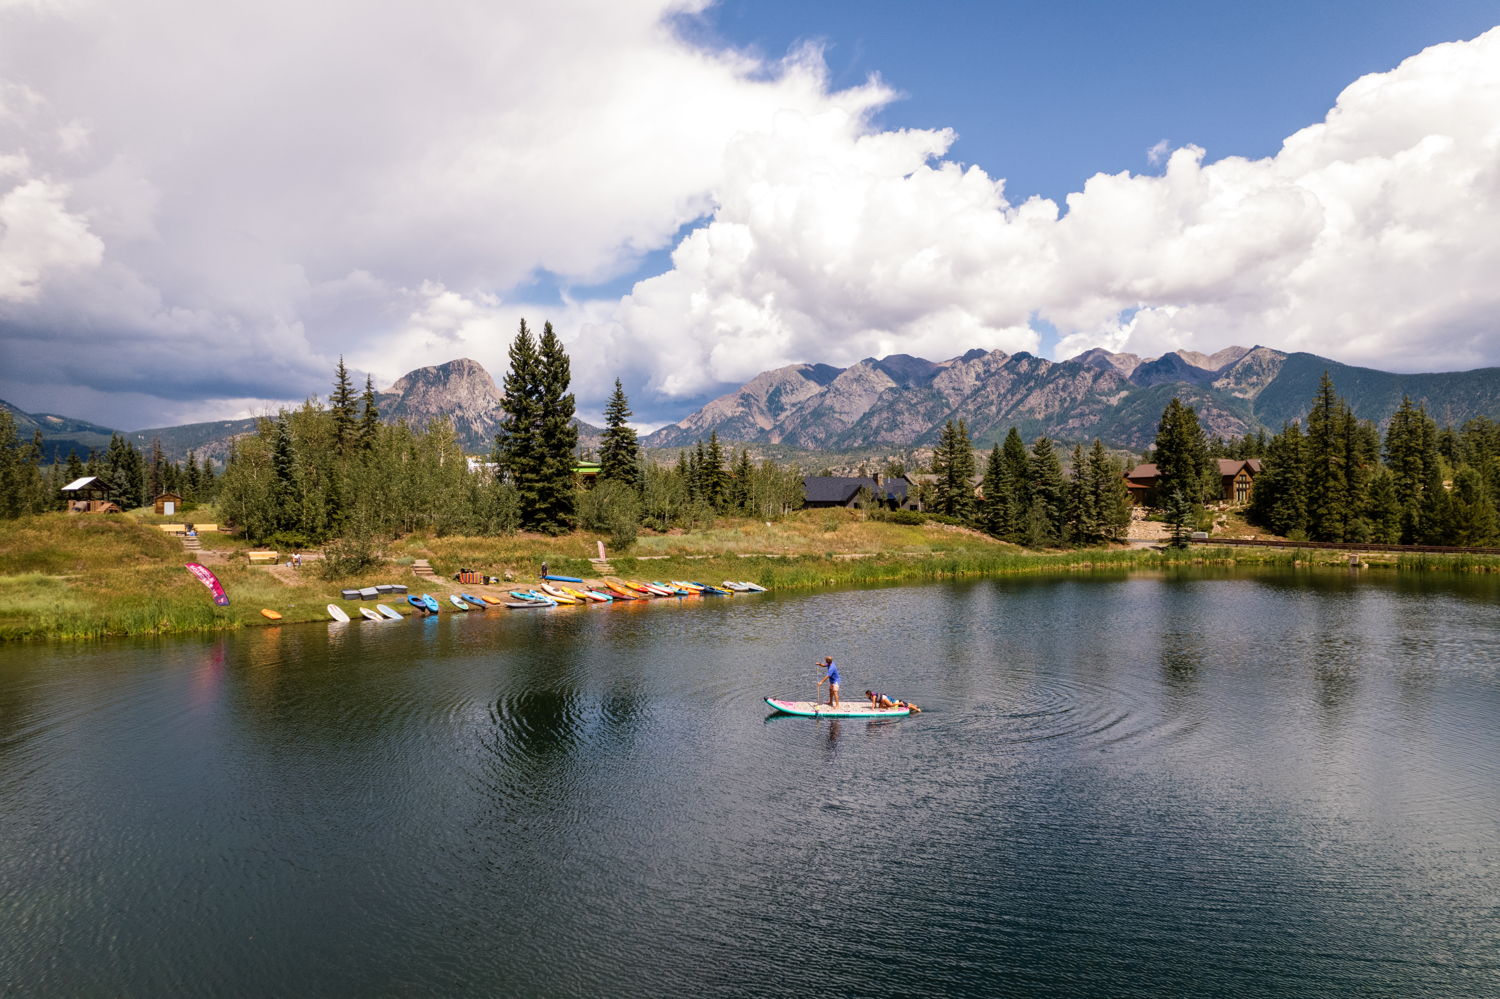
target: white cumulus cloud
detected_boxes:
[0,1,1497,431]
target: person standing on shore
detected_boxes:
[816,656,841,707]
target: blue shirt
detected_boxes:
[826,661,840,685]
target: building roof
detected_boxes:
[1128,459,1262,481]
[803,476,876,503]
[62,476,101,492]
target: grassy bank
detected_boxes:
[4,510,1500,642]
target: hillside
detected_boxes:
[644,345,1500,450]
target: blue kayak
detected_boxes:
[421,594,440,613]
[542,574,585,583]
[407,595,427,612]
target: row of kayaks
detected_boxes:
[507,579,767,609]
[325,602,406,623]
[323,579,768,620]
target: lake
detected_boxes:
[2,569,1498,997]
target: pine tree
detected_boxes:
[1152,397,1210,511]
[1065,443,1096,544]
[65,450,86,487]
[1247,423,1308,538]
[704,431,728,510]
[496,319,542,524]
[1027,436,1066,545]
[598,378,641,490]
[331,357,357,453]
[1304,372,1352,540]
[998,427,1030,542]
[1449,466,1498,545]
[531,321,578,533]
[1364,466,1402,543]
[1086,439,1131,543]
[147,438,167,501]
[726,449,752,513]
[271,416,296,534]
[1384,397,1440,543]
[357,375,380,451]
[931,419,975,519]
[979,444,1006,538]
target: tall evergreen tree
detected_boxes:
[270,416,297,534]
[703,432,728,510]
[931,419,976,519]
[1384,396,1440,542]
[979,444,1007,538]
[496,319,543,524]
[1085,439,1132,543]
[1026,436,1066,546]
[1304,372,1353,540]
[531,321,578,533]
[330,357,357,453]
[1152,397,1211,509]
[997,427,1030,542]
[1364,466,1402,543]
[598,378,642,490]
[1449,466,1498,545]
[357,375,380,451]
[1247,422,1308,537]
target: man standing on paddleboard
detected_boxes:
[816,656,841,707]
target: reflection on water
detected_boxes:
[1,567,1499,997]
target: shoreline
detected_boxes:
[5,535,1499,643]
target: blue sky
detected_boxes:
[691,0,1500,203]
[552,0,1500,369]
[1,0,1498,429]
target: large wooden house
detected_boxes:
[1125,459,1261,506]
[802,474,918,510]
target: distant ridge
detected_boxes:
[12,348,1500,463]
[642,346,1500,451]
[5,357,602,463]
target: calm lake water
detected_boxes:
[2,569,1498,997]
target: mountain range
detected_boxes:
[3,359,601,464]
[640,345,1500,451]
[7,347,1500,465]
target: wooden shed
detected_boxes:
[154,492,184,516]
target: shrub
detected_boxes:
[319,534,384,579]
[578,481,640,550]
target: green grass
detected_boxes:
[5,508,1500,642]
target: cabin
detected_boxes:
[1124,459,1261,506]
[61,476,121,514]
[153,492,184,516]
[802,474,917,510]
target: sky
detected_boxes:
[1,0,1498,431]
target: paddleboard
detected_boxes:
[260,608,282,620]
[327,604,351,623]
[763,697,909,718]
[377,604,402,620]
[359,607,383,622]
[542,574,585,583]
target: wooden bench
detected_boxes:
[156,524,187,534]
[247,550,279,564]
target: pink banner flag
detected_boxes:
[185,562,230,606]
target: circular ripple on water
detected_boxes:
[932,673,1195,754]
